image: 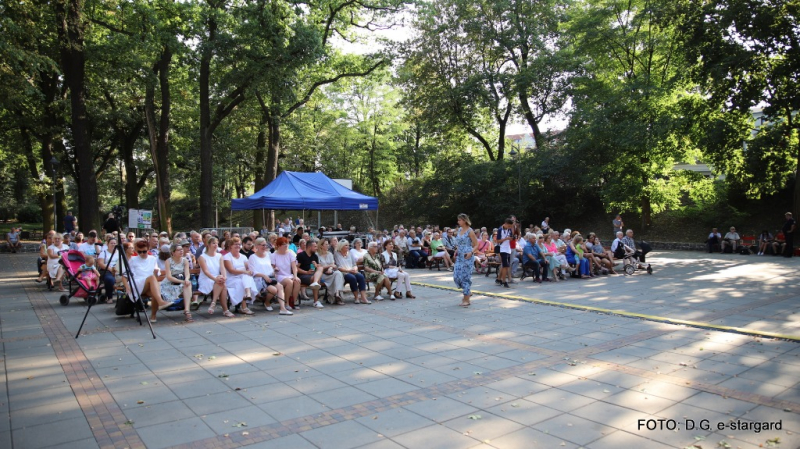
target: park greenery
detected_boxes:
[0,0,796,234]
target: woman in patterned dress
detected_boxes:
[453,213,479,307]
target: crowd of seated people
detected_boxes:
[34,221,425,322]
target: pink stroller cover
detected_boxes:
[61,250,97,298]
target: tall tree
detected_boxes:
[55,0,100,231]
[680,0,800,214]
[401,0,515,161]
[246,0,401,227]
[567,0,700,228]
[462,0,573,150]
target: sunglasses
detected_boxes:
[137,250,148,255]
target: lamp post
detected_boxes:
[50,156,59,232]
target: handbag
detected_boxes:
[384,268,399,278]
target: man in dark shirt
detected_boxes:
[292,227,304,245]
[103,213,120,236]
[295,240,322,303]
[783,212,796,258]
[64,211,76,233]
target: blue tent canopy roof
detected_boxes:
[231,171,378,211]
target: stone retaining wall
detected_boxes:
[0,243,41,253]
[646,241,707,252]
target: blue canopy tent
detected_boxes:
[231,171,378,227]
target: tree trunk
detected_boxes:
[199,11,216,228]
[518,90,545,149]
[145,47,173,234]
[122,127,141,210]
[19,125,54,232]
[265,114,281,230]
[55,0,100,232]
[413,123,421,177]
[252,108,268,230]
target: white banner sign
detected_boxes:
[128,209,153,229]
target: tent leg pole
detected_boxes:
[376,209,379,231]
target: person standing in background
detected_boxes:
[783,212,796,258]
[64,210,76,233]
[612,214,624,236]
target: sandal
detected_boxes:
[222,310,235,318]
[184,311,194,322]
[240,306,255,315]
[393,291,402,300]
[208,299,217,315]
[406,292,416,299]
[335,298,345,305]
[190,300,200,311]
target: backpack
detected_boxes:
[613,240,626,259]
[115,294,135,316]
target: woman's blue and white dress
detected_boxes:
[453,227,474,295]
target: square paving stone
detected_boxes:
[484,399,563,426]
[403,397,480,423]
[10,398,84,430]
[239,382,303,404]
[557,379,622,400]
[355,439,406,449]
[300,419,383,449]
[165,376,235,401]
[524,388,596,412]
[357,378,419,398]
[571,400,643,428]
[239,433,318,449]
[11,416,93,449]
[200,404,277,434]
[442,411,524,442]
[123,399,197,428]
[603,389,676,415]
[310,386,378,409]
[183,390,254,415]
[392,423,479,449]
[471,426,571,448]
[447,386,515,409]
[111,384,179,409]
[681,391,759,416]
[482,376,549,398]
[635,380,700,402]
[588,430,675,449]
[355,407,437,438]
[138,416,217,449]
[9,384,76,411]
[258,395,329,421]
[535,413,616,446]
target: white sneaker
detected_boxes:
[310,282,321,290]
[374,295,384,301]
[266,306,274,311]
[314,301,324,309]
[279,309,293,315]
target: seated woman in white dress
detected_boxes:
[222,237,257,315]
[47,233,70,290]
[381,240,415,299]
[122,239,173,322]
[349,238,368,265]
[197,237,233,318]
[317,238,346,304]
[248,238,291,315]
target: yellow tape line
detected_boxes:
[411,281,800,342]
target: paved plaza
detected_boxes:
[0,251,798,449]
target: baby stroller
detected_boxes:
[58,250,102,306]
[615,241,653,275]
